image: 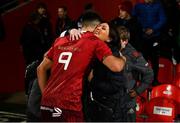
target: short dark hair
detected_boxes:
[80,11,102,27]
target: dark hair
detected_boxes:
[118,1,133,15]
[108,22,121,49]
[80,11,102,26]
[116,26,130,41]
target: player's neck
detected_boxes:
[81,27,94,33]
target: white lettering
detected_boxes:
[52,107,62,117]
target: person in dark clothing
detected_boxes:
[86,25,153,122]
[55,6,74,37]
[86,22,128,122]
[20,12,44,66]
[26,60,51,122]
[118,26,154,121]
[25,60,41,121]
[20,12,51,119]
[35,2,53,53]
[132,0,166,86]
[160,0,180,63]
[111,0,143,52]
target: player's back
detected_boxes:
[41,32,111,111]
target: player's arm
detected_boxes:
[103,55,126,72]
[69,29,82,40]
[37,57,53,93]
[96,40,126,72]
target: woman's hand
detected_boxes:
[69,29,82,41]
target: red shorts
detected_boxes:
[40,106,84,122]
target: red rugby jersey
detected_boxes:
[41,32,112,111]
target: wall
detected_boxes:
[0,1,40,93]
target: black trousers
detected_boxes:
[141,36,160,86]
[86,92,135,122]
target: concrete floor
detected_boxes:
[0,91,27,122]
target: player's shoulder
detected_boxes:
[53,36,70,46]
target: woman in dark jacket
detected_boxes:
[86,22,128,122]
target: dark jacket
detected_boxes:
[90,44,126,97]
[88,44,127,122]
[121,43,154,94]
[132,0,166,37]
[20,22,44,65]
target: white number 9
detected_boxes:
[58,52,72,70]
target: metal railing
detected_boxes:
[0,0,19,13]
[0,0,31,13]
